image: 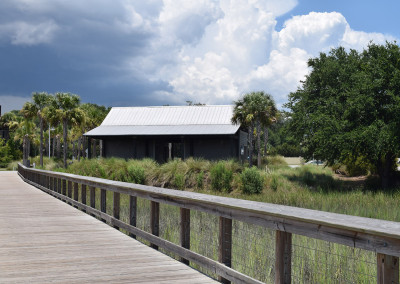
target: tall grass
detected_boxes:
[25,156,400,282]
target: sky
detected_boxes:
[0,0,399,114]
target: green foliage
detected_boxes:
[0,139,13,167]
[0,139,22,168]
[240,166,264,194]
[173,173,185,190]
[127,164,145,184]
[270,174,279,191]
[196,171,204,189]
[286,42,400,187]
[210,162,233,192]
[270,143,302,157]
[343,156,375,177]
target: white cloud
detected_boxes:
[147,8,397,107]
[0,95,29,114]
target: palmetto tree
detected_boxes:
[51,93,85,168]
[232,91,278,167]
[12,113,38,165]
[21,92,52,167]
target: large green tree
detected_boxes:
[286,42,400,188]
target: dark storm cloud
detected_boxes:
[0,0,168,109]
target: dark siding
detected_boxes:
[104,137,135,159]
[101,133,241,161]
[192,136,237,160]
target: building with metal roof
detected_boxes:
[85,105,247,162]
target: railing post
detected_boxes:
[89,186,96,217]
[81,184,87,212]
[377,253,399,284]
[67,180,72,202]
[100,189,106,222]
[180,208,190,265]
[129,196,137,238]
[62,179,66,196]
[73,182,79,208]
[113,192,120,230]
[218,217,232,284]
[275,231,292,284]
[150,201,159,250]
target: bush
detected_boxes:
[127,164,145,184]
[197,171,204,189]
[210,162,233,192]
[344,156,373,177]
[241,167,264,194]
[270,174,279,191]
[173,173,185,190]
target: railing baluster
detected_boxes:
[58,178,61,195]
[73,182,79,208]
[218,216,232,284]
[89,186,95,217]
[81,184,87,212]
[67,180,72,203]
[62,179,66,196]
[129,196,137,239]
[150,201,159,250]
[113,192,120,230]
[377,253,399,284]
[275,231,292,284]
[180,208,190,265]
[100,189,106,222]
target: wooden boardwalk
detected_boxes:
[0,171,217,283]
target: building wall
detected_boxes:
[101,133,245,162]
[104,137,135,159]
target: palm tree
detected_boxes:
[52,93,85,168]
[232,91,278,167]
[12,114,38,165]
[21,92,52,167]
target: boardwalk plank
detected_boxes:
[0,172,216,283]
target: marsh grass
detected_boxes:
[33,156,400,282]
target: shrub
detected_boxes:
[173,173,185,190]
[241,167,264,194]
[127,164,145,184]
[270,174,279,191]
[210,162,233,192]
[197,171,204,189]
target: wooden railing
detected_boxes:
[18,163,400,284]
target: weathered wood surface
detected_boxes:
[0,171,217,284]
[19,165,400,257]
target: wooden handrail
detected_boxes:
[17,163,400,284]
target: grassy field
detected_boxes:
[12,156,400,283]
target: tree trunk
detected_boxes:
[63,118,68,168]
[263,127,269,157]
[56,135,61,159]
[99,139,103,158]
[72,141,76,160]
[83,136,87,158]
[257,120,261,168]
[92,139,97,159]
[52,136,56,158]
[77,136,81,161]
[248,123,254,167]
[39,117,43,167]
[23,135,27,166]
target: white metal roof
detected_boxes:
[85,105,240,136]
